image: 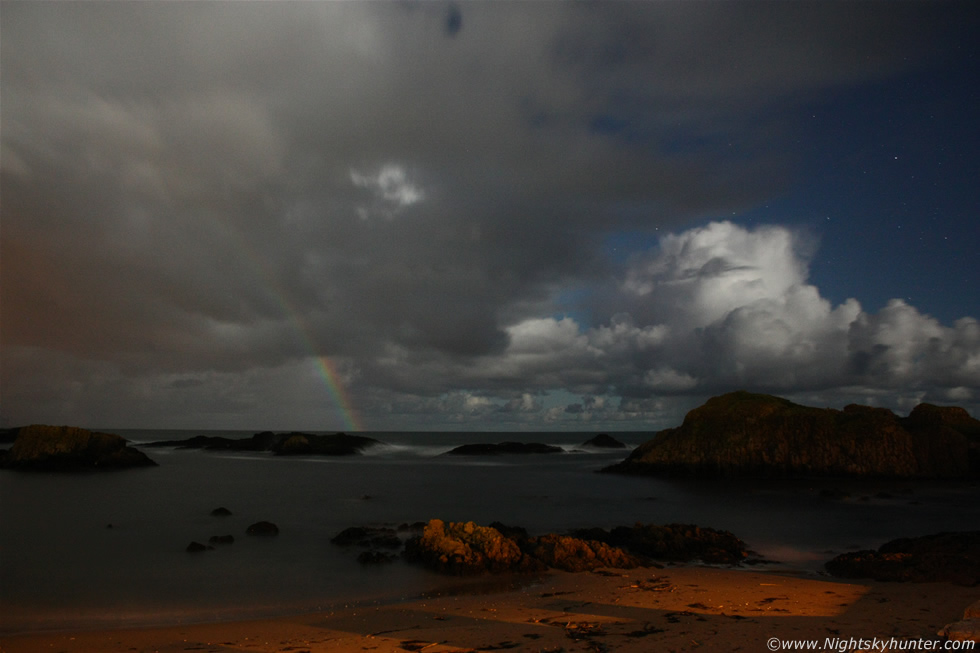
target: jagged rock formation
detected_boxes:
[826,532,980,586]
[0,424,157,471]
[147,431,381,456]
[397,518,750,575]
[604,391,980,478]
[581,433,626,449]
[443,442,564,455]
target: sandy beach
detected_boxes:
[3,565,976,653]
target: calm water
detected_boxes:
[2,430,978,633]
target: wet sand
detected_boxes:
[3,566,976,652]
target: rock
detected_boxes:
[940,601,980,642]
[209,535,234,545]
[146,431,383,456]
[246,521,280,536]
[940,619,980,643]
[570,523,749,565]
[581,434,626,449]
[404,519,648,575]
[825,531,980,585]
[444,442,564,455]
[331,526,401,548]
[603,391,980,479]
[524,534,638,572]
[273,433,381,456]
[210,507,233,517]
[1,425,157,471]
[966,600,980,619]
[403,519,530,574]
[186,541,211,553]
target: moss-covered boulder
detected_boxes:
[604,391,978,478]
[1,425,156,471]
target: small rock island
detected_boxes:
[604,391,980,478]
[0,424,157,471]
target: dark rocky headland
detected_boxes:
[443,441,564,455]
[147,430,381,456]
[604,391,980,478]
[0,424,157,471]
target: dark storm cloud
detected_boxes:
[1,1,976,428]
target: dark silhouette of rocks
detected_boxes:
[443,442,564,455]
[582,433,626,449]
[246,521,279,536]
[826,532,980,585]
[210,507,233,517]
[0,425,157,471]
[603,391,980,478]
[146,431,382,456]
[569,523,749,565]
[186,541,211,553]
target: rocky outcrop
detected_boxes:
[444,442,564,455]
[398,518,749,575]
[604,392,980,478]
[940,600,980,643]
[825,532,980,585]
[0,425,157,471]
[570,523,750,565]
[147,431,381,456]
[581,433,626,449]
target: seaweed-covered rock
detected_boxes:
[404,519,529,574]
[604,392,979,478]
[444,442,564,455]
[525,533,638,572]
[825,531,980,585]
[2,425,157,471]
[571,523,749,565]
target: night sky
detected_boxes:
[2,1,978,431]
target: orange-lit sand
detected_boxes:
[2,566,976,652]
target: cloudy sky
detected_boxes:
[2,1,978,432]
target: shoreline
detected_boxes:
[3,565,975,653]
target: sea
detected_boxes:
[2,429,978,634]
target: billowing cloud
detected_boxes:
[1,2,976,430]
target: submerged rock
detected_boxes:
[604,391,980,479]
[186,541,211,553]
[246,521,280,536]
[1,425,157,471]
[581,433,626,449]
[444,442,564,455]
[209,534,234,545]
[825,531,980,585]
